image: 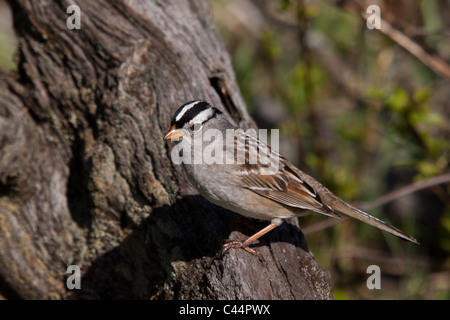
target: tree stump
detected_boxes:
[0,0,333,299]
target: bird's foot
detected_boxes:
[219,239,265,262]
[220,239,256,255]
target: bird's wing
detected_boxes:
[239,151,418,244]
[239,157,341,219]
[232,129,418,244]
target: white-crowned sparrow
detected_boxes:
[164,100,418,254]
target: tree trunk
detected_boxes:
[0,0,333,299]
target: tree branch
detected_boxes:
[329,0,450,80]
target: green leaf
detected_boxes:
[386,88,409,113]
[413,87,432,104]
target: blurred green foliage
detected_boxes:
[0,2,16,70]
[213,0,450,299]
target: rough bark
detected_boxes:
[0,0,333,299]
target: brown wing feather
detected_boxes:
[233,129,341,217]
[240,169,340,218]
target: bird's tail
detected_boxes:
[333,200,419,244]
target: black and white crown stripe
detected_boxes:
[171,100,222,129]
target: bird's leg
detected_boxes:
[220,219,283,256]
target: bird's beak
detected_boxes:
[164,125,184,140]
